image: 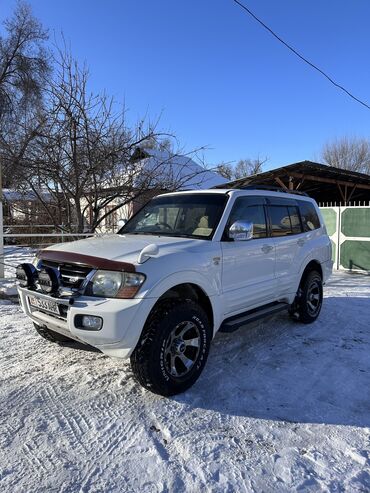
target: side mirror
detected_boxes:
[228,221,253,241]
[117,218,127,230]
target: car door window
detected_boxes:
[269,205,303,236]
[226,197,267,239]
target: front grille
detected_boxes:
[40,260,93,289]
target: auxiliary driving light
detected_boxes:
[16,263,38,288]
[75,315,103,331]
[38,267,60,295]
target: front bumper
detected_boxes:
[18,287,152,359]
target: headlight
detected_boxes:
[89,270,145,299]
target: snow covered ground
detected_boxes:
[0,248,370,492]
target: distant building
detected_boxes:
[3,150,227,236]
[93,147,228,233]
[3,189,58,225]
[3,189,70,245]
[130,147,227,190]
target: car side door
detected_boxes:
[266,197,304,298]
[221,195,277,316]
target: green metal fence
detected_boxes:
[320,206,370,272]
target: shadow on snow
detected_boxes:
[175,295,370,428]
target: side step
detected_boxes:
[219,302,289,333]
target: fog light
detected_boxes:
[79,315,103,331]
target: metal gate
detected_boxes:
[320,206,370,272]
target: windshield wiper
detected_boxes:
[124,231,159,235]
[124,231,206,239]
[124,231,176,236]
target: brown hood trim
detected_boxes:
[38,250,136,273]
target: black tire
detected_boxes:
[130,300,212,396]
[289,270,323,324]
[33,323,73,344]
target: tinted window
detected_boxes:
[299,201,321,231]
[227,197,267,239]
[288,206,302,234]
[269,205,302,236]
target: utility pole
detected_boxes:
[0,161,4,278]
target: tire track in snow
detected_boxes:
[22,441,48,474]
[39,384,91,455]
[79,408,145,491]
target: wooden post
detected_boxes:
[274,176,288,190]
[336,183,346,205]
[347,184,357,203]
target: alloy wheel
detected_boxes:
[306,280,321,316]
[164,320,201,378]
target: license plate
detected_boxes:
[28,295,60,315]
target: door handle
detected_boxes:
[261,244,273,254]
[297,238,305,247]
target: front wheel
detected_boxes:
[289,271,323,324]
[130,300,212,396]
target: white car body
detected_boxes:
[18,189,333,360]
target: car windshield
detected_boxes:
[119,193,228,240]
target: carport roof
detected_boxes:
[214,161,370,205]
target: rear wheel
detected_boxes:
[130,300,211,396]
[289,270,323,324]
[33,323,73,344]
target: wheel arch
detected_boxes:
[147,282,216,335]
[299,259,323,287]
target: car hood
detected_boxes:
[41,234,203,266]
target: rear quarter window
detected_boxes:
[299,201,321,231]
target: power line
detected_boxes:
[232,0,370,111]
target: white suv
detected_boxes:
[16,188,333,396]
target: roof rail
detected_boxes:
[238,184,308,196]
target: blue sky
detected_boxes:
[1,0,370,171]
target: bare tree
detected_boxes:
[0,5,210,232]
[322,137,370,174]
[7,48,208,233]
[217,157,267,181]
[0,1,49,120]
[234,158,266,179]
[0,2,49,189]
[216,162,234,180]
